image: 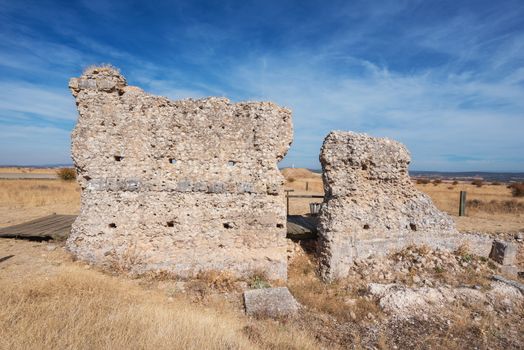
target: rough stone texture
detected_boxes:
[368,281,523,319]
[243,287,299,317]
[489,240,517,266]
[66,66,292,279]
[318,131,459,280]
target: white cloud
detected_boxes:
[0,81,76,121]
[222,51,524,171]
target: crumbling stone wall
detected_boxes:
[67,66,292,279]
[318,131,464,280]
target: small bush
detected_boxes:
[56,168,77,181]
[491,181,501,186]
[471,179,483,187]
[249,272,271,289]
[287,177,296,183]
[432,179,442,186]
[416,178,430,185]
[510,183,524,197]
[452,180,459,185]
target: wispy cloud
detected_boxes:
[0,0,522,170]
[0,81,76,121]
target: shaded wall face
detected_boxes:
[67,67,293,279]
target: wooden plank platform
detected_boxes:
[0,214,317,241]
[286,215,318,240]
[0,214,76,241]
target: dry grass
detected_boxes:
[0,267,250,350]
[282,168,324,193]
[0,179,79,209]
[0,242,319,350]
[414,182,524,213]
[0,166,58,174]
[0,179,80,227]
[467,199,524,214]
[288,254,382,323]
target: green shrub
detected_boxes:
[416,178,430,185]
[248,273,271,289]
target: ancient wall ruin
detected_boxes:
[316,131,493,280]
[67,66,292,279]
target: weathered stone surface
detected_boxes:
[317,131,458,280]
[499,265,519,277]
[369,281,523,318]
[243,287,299,317]
[489,240,517,266]
[67,66,293,279]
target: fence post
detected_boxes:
[284,189,294,216]
[459,191,467,216]
[306,181,309,191]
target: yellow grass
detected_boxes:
[0,267,317,350]
[0,240,318,350]
[0,179,80,227]
[0,166,59,174]
[414,182,524,215]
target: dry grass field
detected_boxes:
[0,179,80,227]
[0,166,59,174]
[0,240,318,350]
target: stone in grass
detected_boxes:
[243,287,299,318]
[489,240,517,265]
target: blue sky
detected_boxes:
[0,0,523,171]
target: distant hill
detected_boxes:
[409,171,524,182]
[296,168,524,183]
[0,164,73,168]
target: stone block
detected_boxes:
[243,287,299,318]
[489,240,517,265]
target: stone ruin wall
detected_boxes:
[67,66,292,280]
[317,131,494,280]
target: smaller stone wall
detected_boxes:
[317,131,495,280]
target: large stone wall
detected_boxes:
[317,131,464,280]
[67,66,293,279]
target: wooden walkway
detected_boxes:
[286,215,318,240]
[0,214,76,241]
[0,214,317,241]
